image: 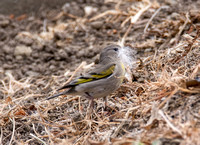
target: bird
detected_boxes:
[47,44,125,114]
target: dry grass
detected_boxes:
[0,0,200,145]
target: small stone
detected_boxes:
[0,20,9,27]
[16,55,23,60]
[49,65,55,70]
[84,6,97,16]
[62,2,84,17]
[2,45,13,54]
[170,12,180,20]
[165,0,177,6]
[26,71,39,77]
[144,48,152,53]
[15,34,33,45]
[14,45,32,57]
[40,32,54,41]
[5,55,13,61]
[0,30,7,41]
[62,3,70,12]
[8,40,16,47]
[3,64,13,69]
[91,21,103,29]
[57,49,69,59]
[77,49,85,57]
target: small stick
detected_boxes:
[64,61,86,85]
[175,12,190,44]
[89,10,122,22]
[158,87,178,109]
[8,117,15,145]
[121,3,152,43]
[111,106,140,138]
[30,133,47,145]
[158,110,182,136]
[0,126,3,144]
[144,6,169,33]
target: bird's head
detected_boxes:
[99,45,121,62]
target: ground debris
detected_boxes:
[0,0,200,144]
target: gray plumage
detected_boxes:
[47,45,125,102]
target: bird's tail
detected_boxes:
[46,90,68,100]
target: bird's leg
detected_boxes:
[85,92,94,119]
[103,96,108,111]
[89,98,94,111]
[85,98,94,119]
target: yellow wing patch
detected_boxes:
[91,65,115,79]
[75,78,93,85]
[74,64,115,85]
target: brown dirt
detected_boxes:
[0,0,200,145]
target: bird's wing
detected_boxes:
[88,63,116,79]
[58,63,116,90]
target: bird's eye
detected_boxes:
[113,48,118,51]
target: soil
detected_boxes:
[0,0,200,145]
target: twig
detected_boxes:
[133,4,151,25]
[32,123,40,137]
[8,117,15,145]
[121,3,151,43]
[111,106,140,138]
[56,96,79,107]
[121,3,152,27]
[62,61,86,87]
[0,127,3,145]
[158,110,182,136]
[51,11,79,21]
[158,87,178,109]
[121,23,133,45]
[44,126,53,145]
[175,28,200,63]
[144,6,169,33]
[191,63,200,79]
[189,106,200,119]
[178,87,200,93]
[115,0,122,10]
[111,111,129,138]
[43,19,47,32]
[30,133,47,145]
[89,10,123,22]
[175,12,190,44]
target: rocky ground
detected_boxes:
[0,0,200,145]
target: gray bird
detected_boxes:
[47,45,125,112]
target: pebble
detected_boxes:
[170,12,181,20]
[0,30,8,41]
[26,71,39,77]
[0,19,9,27]
[165,0,178,6]
[144,48,152,53]
[84,6,97,16]
[14,45,32,57]
[16,55,23,60]
[49,65,56,70]
[2,45,13,54]
[57,49,69,59]
[91,21,103,29]
[3,63,15,69]
[62,2,84,17]
[15,34,33,45]
[77,49,85,57]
